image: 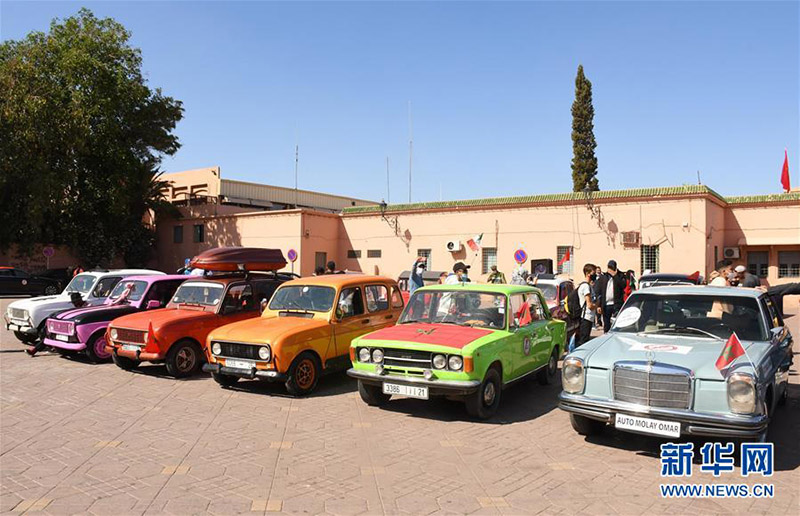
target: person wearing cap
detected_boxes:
[487,265,506,284]
[593,259,627,333]
[445,262,470,285]
[409,257,427,295]
[735,264,760,288]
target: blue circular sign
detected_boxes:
[514,249,527,264]
[287,249,298,262]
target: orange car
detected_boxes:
[203,275,404,395]
[106,248,292,377]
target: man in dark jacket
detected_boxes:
[594,260,627,333]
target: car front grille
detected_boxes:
[613,363,692,409]
[114,328,146,344]
[10,308,27,320]
[215,341,261,360]
[381,348,432,369]
[47,319,75,336]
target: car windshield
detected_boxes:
[269,285,336,312]
[537,284,557,301]
[64,274,95,294]
[612,293,767,341]
[400,290,507,329]
[171,282,224,306]
[108,280,148,303]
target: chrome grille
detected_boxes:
[47,319,75,336]
[10,308,27,320]
[613,363,692,409]
[381,348,431,369]
[215,341,260,360]
[114,328,146,344]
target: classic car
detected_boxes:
[203,275,405,395]
[0,267,63,297]
[638,272,703,289]
[396,269,446,303]
[348,283,567,419]
[4,269,165,344]
[42,275,187,362]
[532,274,578,337]
[105,248,290,377]
[558,286,792,441]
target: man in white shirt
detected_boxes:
[438,262,469,316]
[577,263,599,347]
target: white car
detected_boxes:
[4,269,164,344]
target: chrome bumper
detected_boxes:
[347,368,481,396]
[558,392,769,438]
[202,362,287,382]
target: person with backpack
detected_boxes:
[565,263,599,348]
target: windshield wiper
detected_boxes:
[647,326,722,340]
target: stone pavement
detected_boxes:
[1,297,798,515]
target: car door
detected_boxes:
[333,286,369,357]
[508,294,537,378]
[218,283,260,324]
[90,276,123,303]
[528,292,553,366]
[364,283,397,329]
[0,269,18,295]
[13,269,37,295]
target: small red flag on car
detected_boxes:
[687,270,700,282]
[781,149,791,192]
[715,332,745,372]
[517,301,532,327]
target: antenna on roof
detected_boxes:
[294,126,299,208]
[697,170,701,185]
[408,101,413,203]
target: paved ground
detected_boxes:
[1,296,798,515]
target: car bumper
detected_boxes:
[347,368,481,396]
[558,392,769,438]
[108,345,162,362]
[6,321,36,336]
[43,337,85,351]
[202,362,287,381]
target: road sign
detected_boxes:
[514,249,527,264]
[287,249,298,263]
[43,246,55,258]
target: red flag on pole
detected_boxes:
[715,332,745,372]
[558,248,571,266]
[781,149,791,192]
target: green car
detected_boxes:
[347,283,567,419]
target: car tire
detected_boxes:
[13,331,36,345]
[212,372,239,388]
[112,353,139,371]
[165,340,203,378]
[85,333,112,363]
[358,380,391,406]
[465,367,502,420]
[569,414,605,436]
[537,349,559,385]
[43,285,59,295]
[285,352,321,396]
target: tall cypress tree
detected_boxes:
[571,65,599,192]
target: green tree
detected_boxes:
[571,65,599,192]
[0,9,183,266]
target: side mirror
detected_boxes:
[335,308,343,321]
[770,327,786,345]
[146,300,161,310]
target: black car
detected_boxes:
[0,267,62,296]
[638,272,703,289]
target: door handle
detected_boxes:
[361,319,370,325]
[384,314,393,320]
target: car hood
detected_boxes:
[54,304,138,324]
[111,307,216,331]
[359,322,497,351]
[209,315,330,344]
[9,295,102,317]
[582,332,771,380]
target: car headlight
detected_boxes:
[371,348,384,363]
[562,357,585,394]
[432,354,447,369]
[727,372,757,414]
[211,342,222,355]
[110,328,118,340]
[258,345,271,361]
[448,355,463,371]
[358,348,371,363]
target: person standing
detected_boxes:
[576,263,599,347]
[325,261,337,274]
[510,265,528,285]
[409,257,426,295]
[735,265,760,288]
[594,260,626,333]
[487,265,506,284]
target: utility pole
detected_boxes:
[386,156,390,203]
[294,143,299,208]
[408,101,413,204]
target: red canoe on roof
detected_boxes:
[189,247,287,272]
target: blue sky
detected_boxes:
[2,1,798,201]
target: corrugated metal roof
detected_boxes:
[221,179,376,212]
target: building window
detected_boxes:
[367,249,382,258]
[193,224,204,243]
[173,226,183,244]
[747,251,768,278]
[347,250,361,259]
[417,249,432,270]
[778,251,800,278]
[482,248,497,274]
[641,245,659,274]
[556,246,573,275]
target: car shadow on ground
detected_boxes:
[219,370,358,398]
[127,363,212,381]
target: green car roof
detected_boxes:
[415,282,538,295]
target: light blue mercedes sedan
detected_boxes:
[558,286,793,441]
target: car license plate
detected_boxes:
[615,413,680,438]
[8,324,19,331]
[122,344,140,352]
[55,334,69,342]
[382,382,429,400]
[226,359,255,370]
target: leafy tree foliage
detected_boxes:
[571,65,599,192]
[0,9,183,266]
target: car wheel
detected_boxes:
[465,367,502,420]
[358,380,391,406]
[13,331,36,345]
[569,414,605,436]
[85,333,112,363]
[112,353,139,371]
[537,349,559,385]
[165,340,203,378]
[44,285,59,295]
[285,352,321,396]
[212,372,239,388]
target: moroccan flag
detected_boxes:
[687,270,700,282]
[467,233,483,252]
[715,333,745,372]
[558,248,571,266]
[781,149,791,192]
[517,301,532,326]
